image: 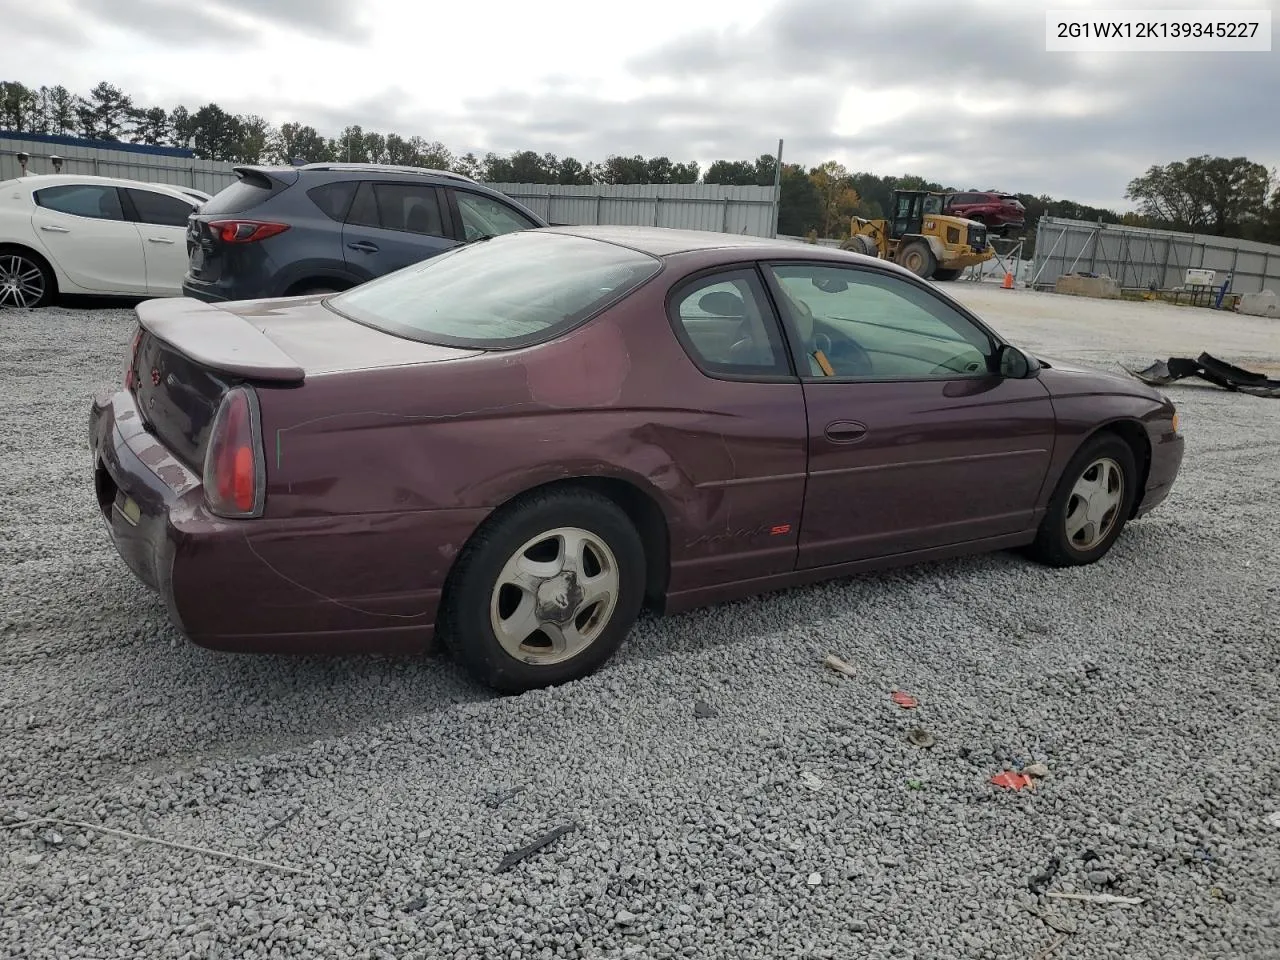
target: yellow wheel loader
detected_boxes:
[840,190,995,281]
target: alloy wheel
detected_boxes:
[0,254,47,308]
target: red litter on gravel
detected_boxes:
[990,771,1034,791]
[891,691,919,709]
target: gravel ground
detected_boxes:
[1,293,1278,960]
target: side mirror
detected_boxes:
[997,343,1040,379]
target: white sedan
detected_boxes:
[0,174,206,308]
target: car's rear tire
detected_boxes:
[0,247,56,308]
[441,488,647,694]
[897,241,937,279]
[1026,433,1138,568]
[933,268,961,281]
[295,285,339,296]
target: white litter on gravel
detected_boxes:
[1,301,1277,959]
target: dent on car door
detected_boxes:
[123,188,196,295]
[663,267,809,594]
[762,261,1057,569]
[341,182,457,277]
[29,184,147,294]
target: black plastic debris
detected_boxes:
[1028,856,1062,895]
[495,822,579,873]
[1125,353,1280,398]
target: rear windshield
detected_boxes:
[200,172,281,215]
[327,231,663,349]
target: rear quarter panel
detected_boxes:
[254,271,809,601]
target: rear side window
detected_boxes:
[200,173,278,215]
[308,181,358,222]
[34,184,125,221]
[347,182,446,237]
[327,230,661,349]
[670,270,790,377]
[126,188,195,227]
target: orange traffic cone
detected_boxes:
[1001,271,1014,289]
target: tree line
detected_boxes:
[3,80,1278,249]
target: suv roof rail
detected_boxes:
[298,162,478,184]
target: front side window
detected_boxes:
[669,270,789,377]
[327,231,661,349]
[34,184,125,221]
[454,191,537,241]
[766,263,995,380]
[126,188,195,227]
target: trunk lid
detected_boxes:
[127,296,481,470]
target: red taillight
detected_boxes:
[124,327,143,389]
[203,387,263,518]
[207,219,290,244]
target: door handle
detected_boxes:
[824,420,869,443]
[347,241,379,253]
[40,224,70,233]
[147,237,175,244]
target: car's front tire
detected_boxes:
[1027,433,1138,567]
[441,488,647,694]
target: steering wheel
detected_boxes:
[791,296,874,376]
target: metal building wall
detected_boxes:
[1,134,239,195]
[486,183,779,237]
[1030,216,1280,295]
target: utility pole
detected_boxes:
[770,138,784,237]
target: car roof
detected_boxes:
[3,173,202,201]
[540,224,827,257]
[538,224,915,271]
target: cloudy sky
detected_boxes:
[8,0,1279,208]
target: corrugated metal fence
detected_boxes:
[1030,216,1280,295]
[488,183,777,237]
[2,133,781,237]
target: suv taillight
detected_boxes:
[203,386,265,518]
[207,219,290,244]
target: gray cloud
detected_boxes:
[67,0,367,45]
[7,5,93,46]
[76,0,255,43]
[445,0,1279,207]
[212,0,370,40]
[34,0,1274,210]
[628,0,1085,92]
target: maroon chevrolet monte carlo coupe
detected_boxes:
[89,226,1184,693]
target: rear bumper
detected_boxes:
[181,278,229,303]
[1134,430,1184,518]
[89,390,486,655]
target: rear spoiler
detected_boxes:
[231,165,300,189]
[135,298,304,383]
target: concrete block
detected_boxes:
[1054,274,1121,299]
[1237,289,1279,318]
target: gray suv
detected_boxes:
[182,163,548,302]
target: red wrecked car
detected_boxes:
[89,226,1183,692]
